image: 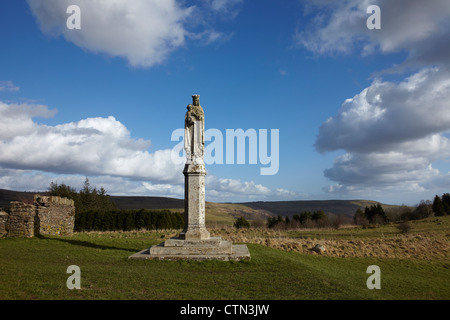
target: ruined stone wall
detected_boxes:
[0,195,75,238]
[34,195,75,236]
[6,201,36,238]
[0,210,9,237]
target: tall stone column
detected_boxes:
[179,164,210,240]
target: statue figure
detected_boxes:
[184,95,204,165]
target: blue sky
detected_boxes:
[0,0,449,205]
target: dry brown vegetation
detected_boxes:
[209,217,450,261]
[74,216,450,261]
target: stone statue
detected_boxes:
[128,94,250,260]
[184,95,204,165]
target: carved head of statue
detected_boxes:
[192,95,200,106]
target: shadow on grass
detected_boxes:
[35,234,138,253]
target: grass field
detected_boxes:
[0,216,449,300]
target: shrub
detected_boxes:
[234,216,250,229]
[354,208,369,226]
[396,222,412,234]
[364,204,388,224]
[267,215,284,229]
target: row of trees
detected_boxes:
[354,204,388,225]
[267,210,330,229]
[49,180,183,232]
[432,193,450,216]
[48,179,118,214]
[74,209,184,232]
[353,194,449,226]
[257,194,448,230]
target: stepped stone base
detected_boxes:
[128,237,250,261]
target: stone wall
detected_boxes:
[0,195,75,238]
[0,210,9,236]
[6,201,36,238]
[34,195,75,236]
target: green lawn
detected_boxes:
[1,229,448,300]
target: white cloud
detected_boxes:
[27,0,191,68]
[315,68,450,153]
[0,101,183,182]
[27,0,242,68]
[205,176,301,201]
[145,175,291,201]
[142,176,302,201]
[206,175,271,198]
[316,69,450,193]
[323,149,443,187]
[0,81,20,92]
[142,182,184,198]
[275,188,298,198]
[0,166,301,202]
[301,0,450,199]
[0,102,57,140]
[0,168,52,192]
[297,0,450,67]
[0,101,299,202]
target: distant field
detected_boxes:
[1,216,449,300]
[111,198,402,222]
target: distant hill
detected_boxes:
[0,189,41,209]
[204,200,400,225]
[110,195,184,210]
[240,200,397,217]
[0,188,400,226]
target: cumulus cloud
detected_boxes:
[27,0,242,68]
[0,166,300,202]
[323,148,443,187]
[142,176,286,201]
[301,0,450,197]
[316,68,450,153]
[207,176,270,196]
[314,68,450,192]
[0,101,299,201]
[297,0,450,67]
[142,176,301,201]
[27,0,191,68]
[142,182,184,198]
[315,68,450,193]
[0,101,183,182]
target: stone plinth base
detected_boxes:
[128,237,250,261]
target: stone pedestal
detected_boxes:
[129,237,250,261]
[129,163,250,261]
[128,94,250,261]
[179,164,210,240]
